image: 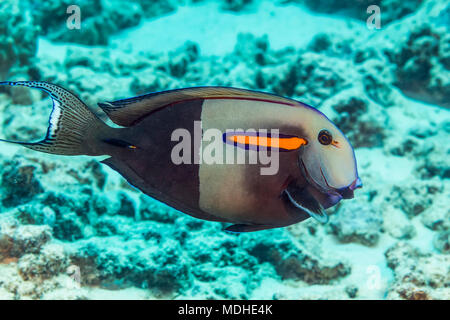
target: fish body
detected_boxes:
[0,81,362,232]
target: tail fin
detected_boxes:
[0,81,108,156]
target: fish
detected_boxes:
[0,81,362,232]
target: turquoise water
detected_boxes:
[0,0,448,300]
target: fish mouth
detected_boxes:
[336,177,362,199]
[282,160,362,223]
[300,159,362,202]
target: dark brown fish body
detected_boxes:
[0,81,362,232]
[103,98,309,229]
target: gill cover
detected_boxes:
[222,130,330,223]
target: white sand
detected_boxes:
[109,1,370,56]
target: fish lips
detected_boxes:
[336,177,363,200]
[299,159,362,208]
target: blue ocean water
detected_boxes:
[0,0,448,300]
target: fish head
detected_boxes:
[298,110,362,206]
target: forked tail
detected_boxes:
[0,81,110,156]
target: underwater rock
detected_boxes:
[70,236,192,295]
[272,52,347,106]
[138,0,178,17]
[0,220,52,259]
[344,284,359,298]
[328,200,383,246]
[221,0,253,12]
[359,59,396,108]
[387,134,434,158]
[244,233,350,284]
[41,0,142,46]
[0,0,39,77]
[168,41,200,78]
[382,207,416,240]
[93,216,121,237]
[1,97,51,143]
[185,229,257,269]
[234,33,271,67]
[130,69,165,95]
[229,34,292,90]
[307,33,355,59]
[433,231,450,254]
[295,0,372,16]
[50,214,85,243]
[421,204,450,232]
[41,191,90,241]
[33,0,102,35]
[139,195,180,224]
[0,264,37,299]
[115,192,136,218]
[1,161,44,208]
[292,0,423,24]
[415,149,450,180]
[394,25,450,108]
[307,34,332,53]
[379,0,425,24]
[17,244,69,280]
[64,47,153,77]
[83,161,107,190]
[209,267,250,299]
[54,68,127,112]
[64,48,111,73]
[387,181,442,218]
[329,92,386,148]
[385,242,450,299]
[8,85,34,105]
[101,0,144,32]
[12,202,56,227]
[0,239,79,299]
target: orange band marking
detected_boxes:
[229,135,307,150]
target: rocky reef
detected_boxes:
[0,0,449,299]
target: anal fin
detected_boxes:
[224,224,273,233]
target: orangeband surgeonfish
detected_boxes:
[0,81,361,232]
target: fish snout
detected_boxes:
[337,177,362,199]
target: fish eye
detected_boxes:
[318,130,332,145]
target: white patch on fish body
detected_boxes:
[48,99,62,137]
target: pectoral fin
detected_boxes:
[283,185,329,223]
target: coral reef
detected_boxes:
[385,242,449,300]
[283,0,424,24]
[0,0,448,300]
[1,160,44,208]
[394,25,450,108]
[327,200,383,246]
[0,0,39,78]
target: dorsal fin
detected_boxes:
[98,86,300,127]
